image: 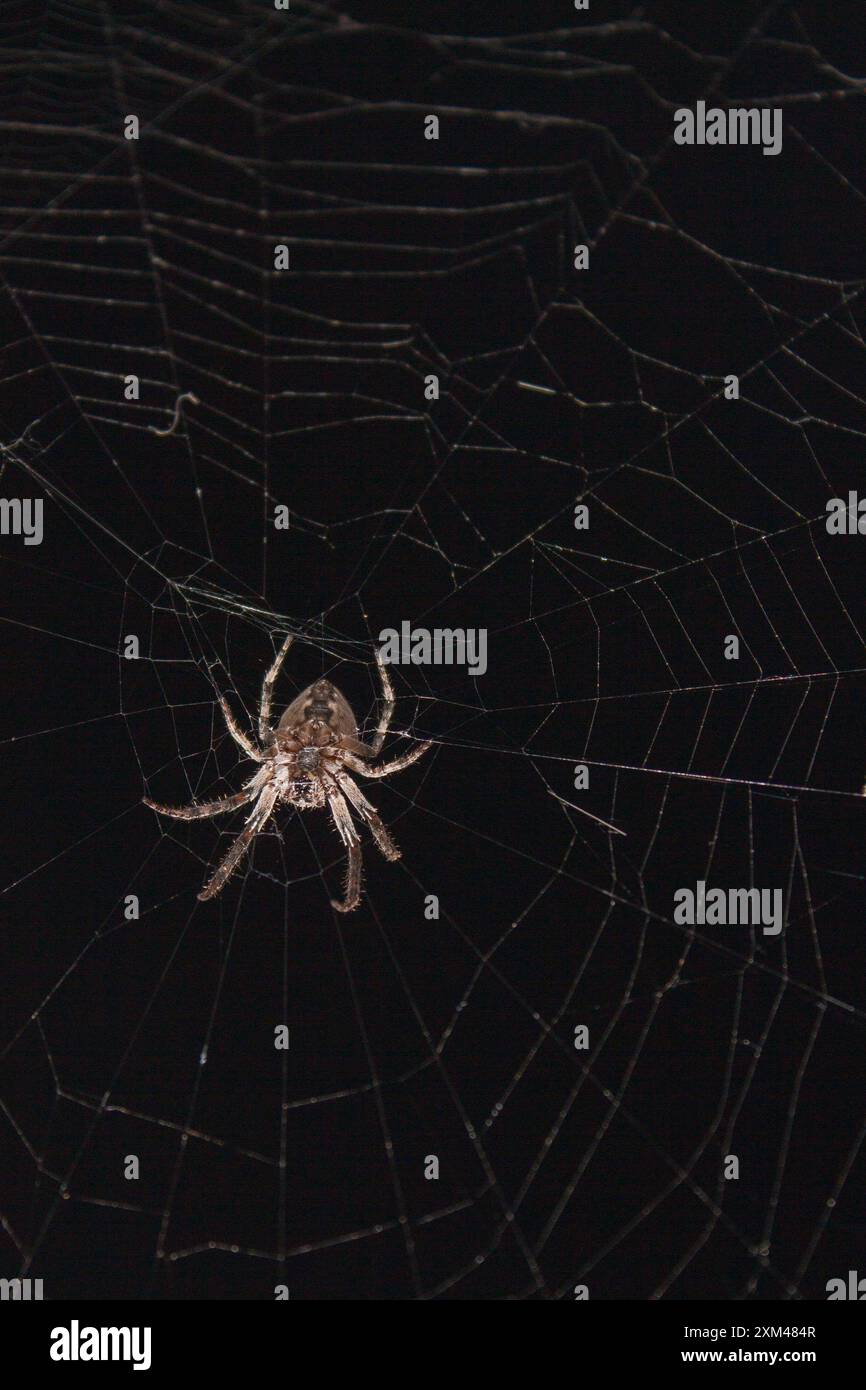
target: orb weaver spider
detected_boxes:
[144,636,431,909]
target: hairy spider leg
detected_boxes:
[323,778,363,912]
[198,784,279,901]
[367,650,396,756]
[144,790,253,820]
[343,740,432,779]
[338,771,400,861]
[336,650,396,758]
[336,843,362,914]
[259,633,295,741]
[218,695,262,761]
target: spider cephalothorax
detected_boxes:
[144,638,431,910]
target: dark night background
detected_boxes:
[2,0,866,1301]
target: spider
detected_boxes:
[143,635,431,910]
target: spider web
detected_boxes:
[2,0,866,1301]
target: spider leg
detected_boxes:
[259,633,294,742]
[342,650,398,758]
[324,780,360,848]
[367,648,396,756]
[323,780,363,912]
[334,843,362,914]
[337,772,400,861]
[144,791,252,821]
[344,740,432,779]
[198,785,279,901]
[218,695,262,761]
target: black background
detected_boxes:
[2,0,866,1301]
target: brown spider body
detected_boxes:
[144,639,431,910]
[267,679,358,808]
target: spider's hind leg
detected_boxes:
[338,772,400,861]
[325,780,364,912]
[332,840,362,914]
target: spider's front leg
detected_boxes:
[217,695,262,762]
[259,633,294,742]
[368,649,396,756]
[341,649,399,760]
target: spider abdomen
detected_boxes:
[278,679,360,742]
